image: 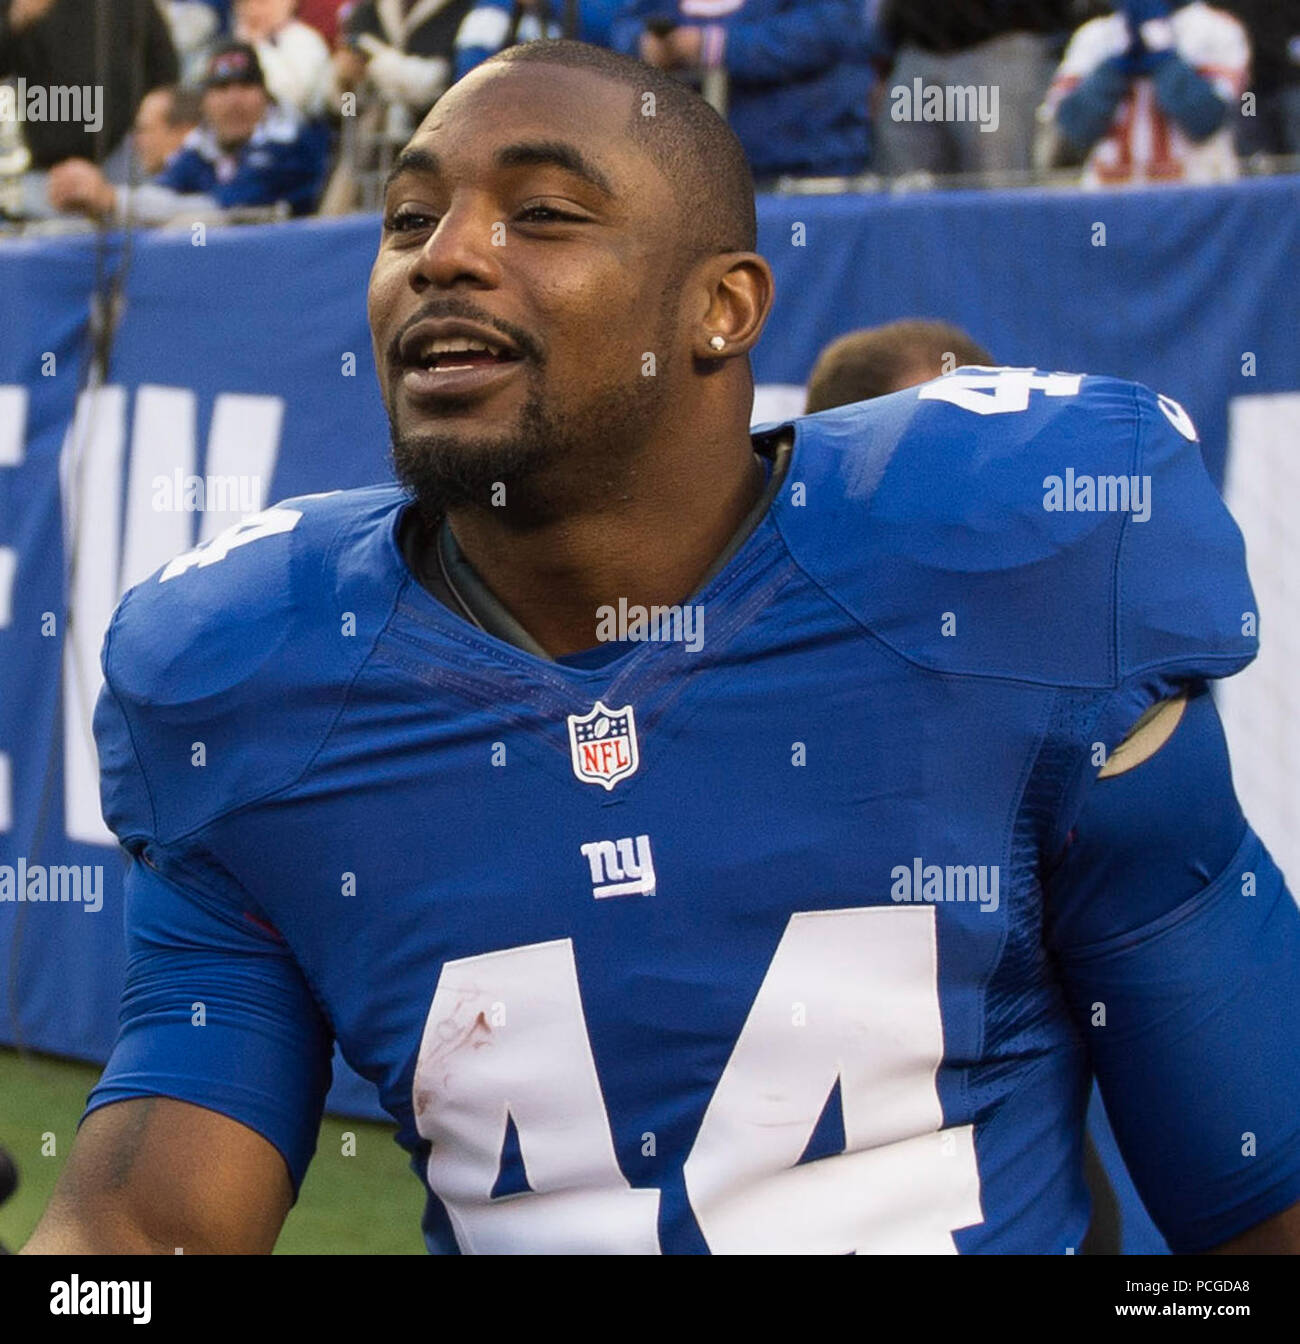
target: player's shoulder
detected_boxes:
[773,365,1156,513]
[105,484,406,698]
[767,367,1257,687]
[97,485,410,843]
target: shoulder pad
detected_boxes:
[767,368,1257,687]
[95,485,409,845]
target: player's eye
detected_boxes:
[384,207,438,234]
[516,204,586,224]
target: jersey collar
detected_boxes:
[402,428,795,663]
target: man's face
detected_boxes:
[133,90,189,176]
[203,82,268,150]
[235,0,294,40]
[368,63,690,515]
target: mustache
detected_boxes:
[387,301,541,369]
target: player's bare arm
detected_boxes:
[22,1098,293,1254]
[1209,1201,1300,1254]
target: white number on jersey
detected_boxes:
[684,907,980,1253]
[918,367,1083,415]
[415,940,661,1254]
[158,506,302,582]
[412,907,983,1253]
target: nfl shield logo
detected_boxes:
[567,701,639,790]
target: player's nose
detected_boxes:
[409,196,503,293]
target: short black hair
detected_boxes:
[478,39,756,262]
[805,320,994,413]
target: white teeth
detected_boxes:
[422,336,502,360]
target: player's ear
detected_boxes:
[695,252,774,360]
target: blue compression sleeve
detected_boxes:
[84,853,333,1194]
[1047,685,1300,1252]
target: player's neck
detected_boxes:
[440,422,767,660]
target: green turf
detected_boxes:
[0,1048,425,1253]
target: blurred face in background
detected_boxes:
[133,89,194,176]
[203,81,270,152]
[235,0,296,42]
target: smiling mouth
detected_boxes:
[398,346,526,404]
[403,335,525,372]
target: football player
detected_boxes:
[24,40,1300,1254]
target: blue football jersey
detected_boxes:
[88,368,1300,1253]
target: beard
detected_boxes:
[390,381,556,520]
[389,355,674,526]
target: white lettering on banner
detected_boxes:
[199,395,283,541]
[750,383,805,428]
[0,545,14,627]
[61,386,126,849]
[0,386,27,465]
[0,392,26,812]
[56,387,284,846]
[122,385,196,592]
[680,0,744,16]
[0,392,26,836]
[1218,392,1300,895]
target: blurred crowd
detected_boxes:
[0,0,1297,230]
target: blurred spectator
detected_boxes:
[167,1,223,85]
[297,0,349,47]
[43,85,200,221]
[1224,1,1300,155]
[873,1,1074,177]
[453,0,619,80]
[0,0,178,219]
[611,1,873,182]
[234,0,333,118]
[198,0,233,30]
[335,0,476,117]
[1041,1,1248,185]
[47,41,329,223]
[132,84,204,174]
[805,319,992,412]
